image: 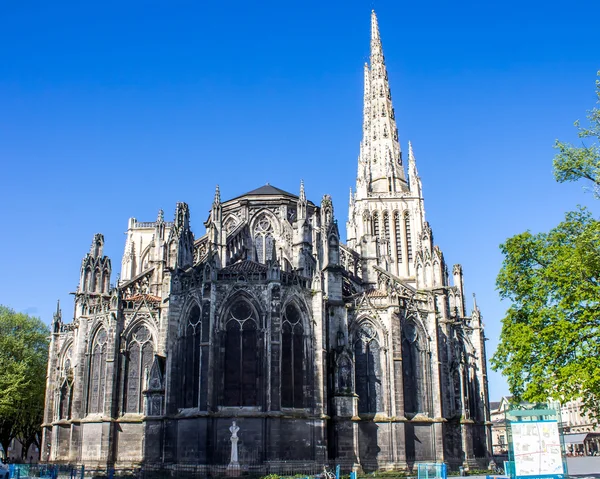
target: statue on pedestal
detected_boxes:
[229,421,240,467]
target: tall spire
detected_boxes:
[355,11,407,199]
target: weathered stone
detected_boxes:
[41,11,491,472]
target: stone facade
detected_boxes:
[41,11,491,471]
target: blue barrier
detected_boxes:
[417,463,447,479]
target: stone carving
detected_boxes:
[228,421,240,469]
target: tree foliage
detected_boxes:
[492,210,600,416]
[553,71,600,193]
[0,306,48,459]
[493,71,600,419]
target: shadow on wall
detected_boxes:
[358,421,380,473]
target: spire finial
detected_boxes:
[299,179,306,202]
[157,209,164,223]
[213,185,221,206]
[349,187,354,207]
[370,10,383,66]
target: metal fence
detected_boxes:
[8,457,501,479]
[8,464,79,479]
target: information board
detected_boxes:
[511,420,565,479]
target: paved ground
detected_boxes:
[566,456,600,477]
[450,457,600,479]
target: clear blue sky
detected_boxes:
[1,0,598,402]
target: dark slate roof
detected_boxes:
[231,184,298,200]
[490,401,501,411]
[220,260,268,274]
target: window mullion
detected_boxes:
[137,345,143,413]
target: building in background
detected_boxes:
[490,396,511,455]
[548,399,600,455]
[41,11,491,472]
[0,439,40,464]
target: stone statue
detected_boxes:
[229,421,240,466]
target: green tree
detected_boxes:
[492,71,600,419]
[0,306,49,459]
[553,71,600,191]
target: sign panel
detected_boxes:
[511,420,565,479]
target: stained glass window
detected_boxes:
[124,325,154,414]
[281,304,304,408]
[354,324,383,414]
[223,300,259,407]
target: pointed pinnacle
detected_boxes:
[213,185,221,205]
[408,141,417,170]
[349,187,354,207]
[370,9,385,68]
[371,10,380,43]
[299,179,306,201]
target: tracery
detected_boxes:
[124,324,154,414]
[254,215,275,264]
[354,323,383,414]
[87,328,108,414]
[402,320,428,414]
[223,300,259,407]
[281,304,304,408]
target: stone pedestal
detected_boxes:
[226,421,241,476]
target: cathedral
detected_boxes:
[42,11,491,472]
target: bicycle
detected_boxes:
[321,466,336,479]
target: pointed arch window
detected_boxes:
[124,325,154,414]
[94,268,101,292]
[404,213,413,262]
[402,321,428,414]
[281,304,304,408]
[179,304,209,409]
[254,215,275,264]
[383,212,391,256]
[372,213,380,237]
[87,328,108,414]
[58,353,73,420]
[394,212,402,263]
[354,324,383,414]
[224,300,259,407]
[58,381,73,420]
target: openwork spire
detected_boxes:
[356,11,406,199]
[370,10,384,69]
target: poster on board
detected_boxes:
[511,420,565,479]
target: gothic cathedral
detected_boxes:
[42,12,491,471]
